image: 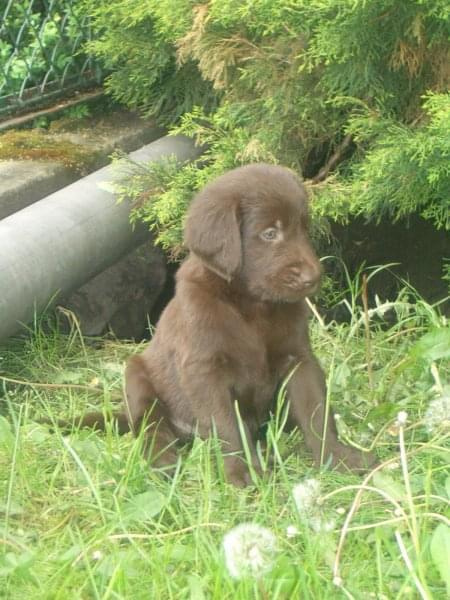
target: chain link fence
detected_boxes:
[0,0,102,120]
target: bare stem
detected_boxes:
[362,274,374,394]
[312,133,353,184]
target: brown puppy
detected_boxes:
[123,163,373,486]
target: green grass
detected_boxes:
[0,281,449,599]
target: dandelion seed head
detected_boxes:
[424,395,450,434]
[293,479,336,533]
[91,550,103,561]
[333,576,343,587]
[222,523,277,579]
[396,411,408,426]
[309,516,336,533]
[292,478,321,515]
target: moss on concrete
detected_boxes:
[0,128,100,172]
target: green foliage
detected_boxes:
[86,0,450,252]
[313,93,450,228]
[114,105,279,254]
[114,154,196,256]
[82,0,217,124]
[0,1,92,96]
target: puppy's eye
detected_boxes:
[260,227,279,242]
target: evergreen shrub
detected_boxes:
[85,0,449,254]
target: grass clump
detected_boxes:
[0,278,449,599]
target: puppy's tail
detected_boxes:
[39,411,131,434]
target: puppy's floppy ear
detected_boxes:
[184,186,241,282]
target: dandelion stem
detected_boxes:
[344,512,450,532]
[332,454,413,581]
[394,530,430,600]
[321,352,336,466]
[0,374,107,395]
[108,522,225,541]
[341,586,356,600]
[398,423,419,555]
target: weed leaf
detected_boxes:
[57,545,83,563]
[372,471,406,502]
[409,328,450,363]
[0,551,35,579]
[187,574,207,599]
[430,524,450,594]
[0,416,15,448]
[123,489,166,523]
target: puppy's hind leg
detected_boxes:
[125,355,178,468]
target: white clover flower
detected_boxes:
[222,523,278,579]
[424,395,450,434]
[292,478,321,515]
[286,525,299,538]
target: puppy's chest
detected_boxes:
[230,340,295,412]
[231,311,298,392]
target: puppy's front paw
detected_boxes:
[224,456,254,487]
[329,443,377,472]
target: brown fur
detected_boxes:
[122,163,374,485]
[60,164,374,486]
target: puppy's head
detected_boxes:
[184,163,322,302]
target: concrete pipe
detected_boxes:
[0,135,202,341]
